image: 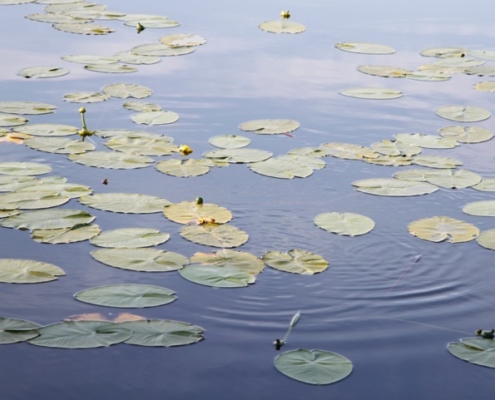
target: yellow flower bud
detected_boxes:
[280,10,291,19]
[179,144,193,156]
[79,107,86,114]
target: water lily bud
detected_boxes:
[280,10,291,19]
[136,22,145,33]
[179,144,193,156]
[79,107,86,114]
[196,197,203,205]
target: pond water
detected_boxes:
[0,0,494,398]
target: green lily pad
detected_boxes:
[63,92,110,103]
[438,126,493,143]
[314,212,374,236]
[0,191,69,209]
[190,249,264,275]
[178,265,255,288]
[27,13,92,24]
[262,249,328,275]
[474,81,495,92]
[275,349,353,385]
[357,65,412,78]
[0,259,65,283]
[180,224,248,248]
[404,71,451,81]
[61,54,119,65]
[28,321,131,349]
[123,101,161,112]
[67,9,125,20]
[14,123,78,136]
[69,151,153,169]
[362,154,413,167]
[0,114,27,127]
[408,216,479,243]
[371,140,421,157]
[472,179,495,192]
[1,208,95,230]
[335,42,395,54]
[0,176,37,192]
[425,169,481,189]
[32,224,100,244]
[239,119,299,135]
[448,338,495,368]
[105,135,177,156]
[204,148,272,163]
[44,2,106,13]
[53,22,114,35]
[160,33,206,47]
[249,155,324,179]
[80,193,171,214]
[18,66,68,79]
[258,20,306,34]
[476,229,495,251]
[0,317,40,344]
[164,201,232,224]
[90,228,170,248]
[465,65,495,76]
[468,50,495,61]
[394,133,459,149]
[25,137,95,154]
[119,319,204,347]
[84,63,137,73]
[16,182,92,199]
[91,248,189,272]
[131,110,179,126]
[412,155,463,169]
[320,142,378,160]
[0,162,51,176]
[114,52,161,65]
[208,135,251,149]
[433,57,484,68]
[155,159,210,178]
[120,14,180,28]
[287,147,327,158]
[102,83,153,99]
[75,284,176,308]
[435,105,491,122]
[0,0,36,4]
[462,201,495,216]
[0,101,56,115]
[420,47,466,58]
[340,87,402,99]
[130,43,195,57]
[352,178,438,196]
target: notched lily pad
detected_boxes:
[439,126,493,143]
[190,249,264,275]
[352,178,438,196]
[0,259,65,283]
[0,101,56,115]
[1,208,95,231]
[263,249,328,275]
[164,201,232,224]
[0,317,40,344]
[69,151,153,169]
[32,224,100,244]
[18,66,69,79]
[180,223,248,248]
[80,193,171,214]
[435,105,491,122]
[64,92,110,103]
[160,33,206,47]
[204,148,273,163]
[53,22,114,35]
[314,212,374,236]
[0,162,51,176]
[102,83,153,99]
[335,42,395,54]
[90,228,170,248]
[239,119,299,135]
[448,338,495,368]
[259,20,306,34]
[131,110,179,126]
[155,159,210,178]
[408,216,479,243]
[179,265,255,288]
[208,135,251,149]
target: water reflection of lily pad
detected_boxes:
[90,228,170,248]
[80,193,171,214]
[180,224,248,248]
[32,224,100,244]
[314,212,374,236]
[435,105,491,122]
[408,216,479,243]
[262,249,329,275]
[0,259,65,284]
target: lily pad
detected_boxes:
[114,52,161,65]
[412,155,462,169]
[262,249,328,275]
[28,321,131,349]
[131,110,179,126]
[18,66,68,79]
[180,224,248,248]
[468,50,495,61]
[0,162,51,176]
[465,65,495,76]
[0,317,40,344]
[314,212,374,236]
[190,249,264,275]
[25,137,95,154]
[84,63,137,73]
[340,87,402,100]
[63,92,109,103]
[105,135,177,156]
[405,71,451,81]
[320,142,378,160]
[435,105,491,122]
[0,101,56,115]
[448,338,495,368]
[335,42,395,54]
[208,135,251,149]
[362,155,413,167]
[75,284,176,308]
[53,22,114,35]
[123,101,161,112]
[160,33,206,47]
[474,81,495,92]
[102,83,153,99]
[371,140,421,157]
[0,114,27,127]
[26,13,91,24]
[1,208,95,230]
[408,216,479,243]
[204,148,272,163]
[120,14,180,29]
[420,47,466,58]
[357,65,412,78]
[0,191,69,209]
[91,248,189,272]
[14,123,78,137]
[16,182,92,199]
[179,265,255,288]
[258,20,306,34]
[249,155,324,179]
[0,176,37,192]
[352,178,438,196]
[438,126,493,143]
[69,151,153,169]
[61,54,119,65]
[425,169,481,189]
[394,133,458,149]
[32,224,100,244]
[472,179,495,192]
[0,259,65,283]
[130,43,194,57]
[156,159,210,178]
[0,0,36,4]
[462,201,495,217]
[90,228,170,248]
[476,229,495,251]
[433,57,484,68]
[164,201,232,224]
[239,119,299,135]
[80,193,171,214]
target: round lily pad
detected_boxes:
[27,13,91,24]
[115,52,161,65]
[120,14,180,29]
[80,193,171,214]
[178,265,255,288]
[0,191,69,210]
[314,212,374,236]
[14,123,78,137]
[468,50,495,61]
[18,66,69,79]
[16,182,92,199]
[371,140,421,157]
[0,101,56,115]
[25,137,95,154]
[0,317,40,344]
[412,155,462,169]
[439,126,493,143]
[462,201,495,216]
[102,83,153,99]
[69,151,154,169]
[155,159,210,178]
[90,228,170,248]
[84,63,137,73]
[476,229,495,251]
[160,33,206,47]
[352,178,438,196]
[53,22,114,35]
[425,169,481,189]
[335,42,395,54]
[105,135,177,156]
[435,105,491,122]
[131,110,179,126]
[258,20,306,34]
[130,43,194,57]
[0,162,51,176]
[32,224,100,244]
[250,155,325,179]
[180,224,249,248]
[394,133,458,149]
[262,249,328,275]
[239,119,299,135]
[0,114,28,127]
[63,92,109,103]
[190,249,264,275]
[123,101,161,112]
[408,216,479,243]
[1,208,95,231]
[0,259,65,283]
[320,143,378,160]
[164,201,232,224]
[472,179,495,192]
[448,338,495,368]
[358,65,412,78]
[420,47,466,58]
[203,148,273,163]
[340,87,402,100]
[208,135,251,149]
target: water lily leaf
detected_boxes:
[371,140,421,157]
[0,259,65,283]
[435,105,491,122]
[320,142,378,160]
[405,71,451,81]
[69,151,153,169]
[262,249,328,275]
[0,176,37,192]
[475,229,495,251]
[32,224,100,244]
[0,113,27,127]
[64,92,109,103]
[433,57,484,68]
[123,101,161,112]
[120,14,180,28]
[275,349,353,385]
[180,224,248,248]
[249,155,324,179]
[412,155,462,169]
[352,178,438,196]
[0,162,51,176]
[357,65,412,78]
[468,50,495,61]
[425,169,481,189]
[102,83,152,99]
[18,66,68,79]
[0,191,69,209]
[53,22,114,35]
[258,20,306,34]
[474,81,495,92]
[131,110,179,125]
[0,101,56,115]
[208,135,251,149]
[28,321,131,349]
[0,317,40,344]
[462,201,495,216]
[80,193,171,214]
[160,33,206,47]
[14,123,78,136]
[287,147,326,158]
[119,319,204,347]
[91,248,189,272]
[155,159,210,177]
[130,43,194,57]
[67,9,125,20]
[0,208,20,218]
[95,129,169,138]
[26,12,92,24]
[465,65,495,76]
[0,0,36,4]
[420,47,466,58]
[84,63,137,73]
[61,54,119,65]
[190,249,264,275]
[179,265,255,287]
[340,87,402,99]
[90,228,170,248]
[394,133,458,149]
[448,338,495,368]
[472,179,495,192]
[114,52,161,65]
[439,126,493,143]
[17,182,92,199]
[25,137,95,154]
[65,313,146,323]
[239,119,299,135]
[204,148,272,163]
[1,208,95,230]
[105,135,177,156]
[335,42,395,54]
[44,2,106,13]
[75,284,176,308]
[314,212,374,236]
[164,201,232,225]
[363,155,413,167]
[408,216,479,243]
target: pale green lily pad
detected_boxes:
[84,63,137,73]
[287,147,326,158]
[340,87,402,99]
[335,42,395,54]
[435,105,491,122]
[208,135,251,149]
[0,317,40,344]
[164,201,232,224]
[69,151,153,169]
[26,13,92,24]
[0,259,65,283]
[448,338,495,368]
[412,155,463,169]
[36,0,84,4]
[469,50,495,61]
[80,193,171,214]
[472,179,495,192]
[425,169,481,189]
[439,126,493,143]
[204,148,272,163]
[53,22,114,35]
[408,216,479,243]
[352,178,438,196]
[394,133,459,149]
[131,110,179,125]
[249,155,324,179]
[25,137,95,154]
[17,182,92,199]
[465,65,495,76]
[14,123,78,136]
[239,119,299,135]
[28,321,131,349]
[67,10,125,20]
[44,2,106,12]
[120,14,180,28]
[0,0,36,4]
[155,159,210,178]
[18,66,68,79]
[179,265,255,288]
[0,208,20,218]
[102,83,153,99]
[433,57,484,68]
[363,155,413,167]
[0,162,51,176]
[275,349,353,385]
[91,248,189,272]
[314,212,374,236]
[119,319,204,347]
[160,33,206,47]
[95,129,170,138]
[0,176,37,192]
[420,47,466,58]
[114,52,161,65]
[90,228,170,248]
[258,20,306,34]
[262,249,328,275]
[130,43,195,57]
[474,81,495,92]
[190,249,264,275]
[476,229,495,251]
[320,142,378,160]
[105,135,177,156]
[62,54,119,65]
[64,92,109,103]
[357,65,412,78]
[123,101,161,112]
[0,114,27,127]
[0,191,69,209]
[405,71,451,81]
[371,140,421,157]
[32,224,100,244]
[75,284,176,308]
[0,101,56,115]
[180,224,248,248]
[1,208,95,230]
[462,201,495,216]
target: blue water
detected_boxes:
[0,1,494,399]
